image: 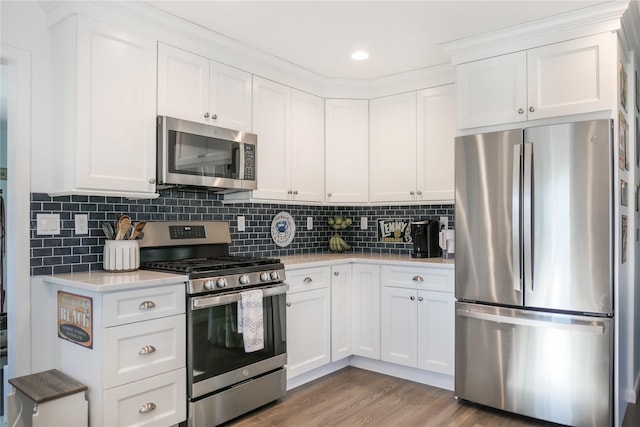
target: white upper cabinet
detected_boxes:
[325,99,369,203]
[457,33,614,129]
[157,43,252,132]
[50,15,157,198]
[416,85,456,202]
[370,87,456,203]
[252,76,325,202]
[369,92,417,202]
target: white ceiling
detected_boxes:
[143,0,615,80]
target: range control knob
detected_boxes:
[270,271,280,280]
[216,278,227,288]
[203,280,215,290]
[260,272,270,282]
[239,275,250,285]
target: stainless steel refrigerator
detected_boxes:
[454,119,614,427]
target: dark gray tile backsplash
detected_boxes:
[30,189,453,275]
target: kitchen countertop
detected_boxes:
[279,253,454,269]
[40,270,189,293]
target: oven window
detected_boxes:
[168,130,239,178]
[190,293,286,382]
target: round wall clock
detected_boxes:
[271,211,296,247]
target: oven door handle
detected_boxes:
[191,284,289,310]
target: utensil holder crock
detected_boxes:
[103,240,140,272]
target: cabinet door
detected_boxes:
[417,290,455,374]
[252,76,292,200]
[527,33,614,120]
[456,52,527,129]
[416,84,456,202]
[351,264,381,359]
[369,92,417,202]
[210,61,252,132]
[74,17,157,194]
[325,99,369,203]
[286,287,331,379]
[331,265,351,362]
[157,43,210,124]
[381,287,417,367]
[291,89,325,202]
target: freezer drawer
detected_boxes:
[455,302,612,427]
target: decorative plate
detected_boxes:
[271,211,296,247]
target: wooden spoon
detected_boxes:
[115,215,131,240]
[130,221,147,240]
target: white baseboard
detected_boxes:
[286,356,454,392]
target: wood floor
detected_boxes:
[227,367,639,427]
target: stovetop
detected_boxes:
[141,256,281,275]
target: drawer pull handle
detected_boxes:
[139,402,157,414]
[303,277,313,284]
[139,301,156,310]
[139,345,156,355]
[412,276,424,282]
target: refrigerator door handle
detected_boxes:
[512,146,522,292]
[456,309,606,334]
[523,142,533,293]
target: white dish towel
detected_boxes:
[238,289,264,352]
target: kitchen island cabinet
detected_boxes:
[49,14,158,199]
[456,33,614,129]
[31,271,188,427]
[157,43,252,132]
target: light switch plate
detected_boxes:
[439,216,448,230]
[75,214,89,235]
[307,217,313,230]
[36,213,61,235]
[237,216,246,232]
[360,217,368,230]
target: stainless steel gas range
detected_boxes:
[139,221,287,427]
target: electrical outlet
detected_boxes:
[75,214,89,235]
[439,216,448,230]
[237,216,246,232]
[36,213,61,235]
[360,217,368,230]
[307,217,313,230]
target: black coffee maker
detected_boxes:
[410,220,441,258]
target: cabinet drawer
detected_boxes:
[104,284,185,327]
[382,265,453,292]
[103,368,186,427]
[286,266,330,293]
[104,315,186,389]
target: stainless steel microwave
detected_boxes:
[157,116,257,191]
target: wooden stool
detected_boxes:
[8,369,88,427]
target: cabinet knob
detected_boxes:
[286,302,292,307]
[410,191,415,195]
[327,193,332,197]
[149,178,156,184]
[417,190,422,195]
[212,113,218,120]
[418,296,424,302]
[410,295,416,301]
[529,106,535,112]
[204,112,210,118]
[412,276,424,282]
[138,345,156,355]
[138,402,157,414]
[334,271,339,276]
[139,301,156,310]
[293,190,298,195]
[517,108,524,114]
[303,277,313,283]
[288,190,293,194]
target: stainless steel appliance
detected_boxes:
[139,221,287,427]
[454,119,614,427]
[410,219,440,258]
[157,116,257,191]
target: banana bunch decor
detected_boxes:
[328,216,352,252]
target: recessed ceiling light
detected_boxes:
[351,51,369,61]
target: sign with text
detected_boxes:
[58,291,93,349]
[377,218,412,243]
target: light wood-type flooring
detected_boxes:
[227,367,639,427]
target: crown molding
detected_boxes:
[441,0,630,65]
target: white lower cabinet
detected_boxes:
[331,264,351,361]
[286,267,331,379]
[351,264,381,359]
[381,265,455,375]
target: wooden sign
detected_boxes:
[58,291,93,349]
[377,218,412,243]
